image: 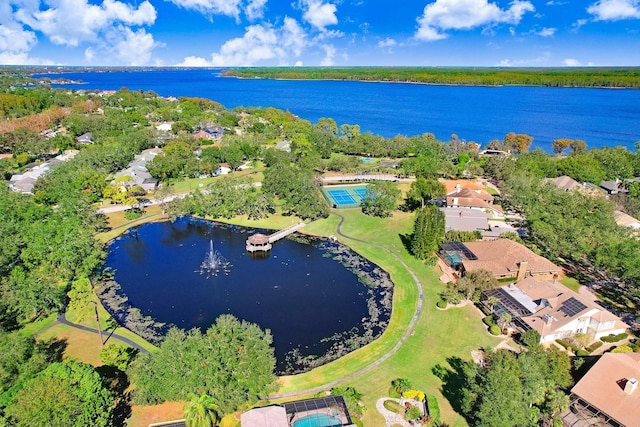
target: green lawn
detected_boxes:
[258,210,500,426]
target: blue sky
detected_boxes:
[1,0,640,66]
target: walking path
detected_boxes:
[36,312,150,354]
[375,398,411,427]
[269,212,424,399]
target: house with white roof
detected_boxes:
[483,277,627,344]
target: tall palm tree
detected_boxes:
[183,393,221,427]
[499,312,513,332]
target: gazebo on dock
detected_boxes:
[246,233,272,252]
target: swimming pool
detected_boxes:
[293,413,343,427]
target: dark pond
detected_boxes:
[101,217,393,374]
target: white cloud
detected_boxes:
[536,27,556,36]
[1,0,160,65]
[180,56,213,67]
[563,58,582,66]
[168,0,242,20]
[245,0,268,20]
[319,44,335,66]
[587,0,640,21]
[281,16,307,57]
[16,0,156,46]
[295,60,304,66]
[301,0,338,31]
[495,52,552,66]
[0,51,55,65]
[111,27,160,66]
[183,18,308,66]
[0,25,37,53]
[415,0,535,41]
[377,37,397,48]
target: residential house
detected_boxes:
[76,132,93,145]
[547,175,606,196]
[441,207,520,238]
[441,179,503,216]
[442,207,491,233]
[549,175,582,192]
[479,149,509,157]
[483,277,627,344]
[193,127,225,142]
[613,210,640,229]
[241,396,355,427]
[113,166,158,193]
[275,139,291,152]
[600,178,632,195]
[214,163,232,176]
[8,150,78,194]
[563,353,640,427]
[439,238,562,281]
[111,147,162,193]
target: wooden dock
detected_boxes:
[246,222,306,252]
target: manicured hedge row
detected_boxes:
[601,333,628,343]
[482,316,496,327]
[586,341,603,353]
[556,339,579,353]
[426,395,440,424]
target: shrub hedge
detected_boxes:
[436,300,447,309]
[556,339,579,353]
[586,341,603,353]
[601,333,628,343]
[489,325,501,336]
[426,395,440,424]
[482,316,496,327]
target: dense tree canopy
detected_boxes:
[458,348,571,427]
[129,315,277,415]
[3,360,114,427]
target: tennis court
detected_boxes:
[353,188,369,199]
[322,185,369,209]
[326,189,357,205]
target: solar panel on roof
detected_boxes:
[440,241,478,260]
[559,297,587,317]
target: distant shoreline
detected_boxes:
[222,66,640,89]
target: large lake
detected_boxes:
[40,69,640,152]
[102,218,393,374]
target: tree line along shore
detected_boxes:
[223,66,640,88]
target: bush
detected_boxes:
[404,405,422,422]
[479,304,492,316]
[482,316,496,327]
[426,395,440,424]
[436,300,447,309]
[124,207,144,220]
[576,349,589,357]
[556,339,579,353]
[601,333,628,343]
[489,325,502,336]
[611,345,633,353]
[100,344,137,371]
[586,341,603,353]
